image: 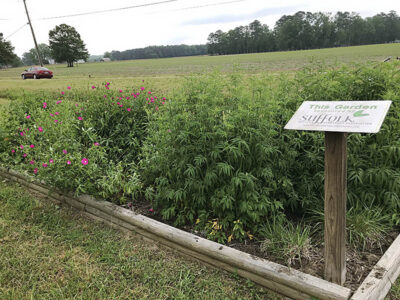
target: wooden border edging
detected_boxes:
[0,167,353,300]
[350,234,400,300]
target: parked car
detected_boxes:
[21,66,53,79]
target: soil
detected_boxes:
[120,197,399,292]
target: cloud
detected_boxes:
[182,6,302,25]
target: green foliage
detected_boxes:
[0,33,18,67]
[49,24,89,67]
[259,219,314,267]
[141,64,400,240]
[208,10,400,55]
[0,83,164,203]
[1,63,399,245]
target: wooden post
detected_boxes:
[324,132,347,285]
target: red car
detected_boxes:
[21,66,53,79]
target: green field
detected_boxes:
[0,43,399,93]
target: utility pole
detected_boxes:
[23,0,43,67]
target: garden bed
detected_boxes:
[2,167,400,300]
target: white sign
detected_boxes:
[284,101,392,133]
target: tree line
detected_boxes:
[109,44,207,61]
[207,10,400,55]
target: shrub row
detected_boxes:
[1,63,399,242]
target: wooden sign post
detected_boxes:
[324,131,347,284]
[285,101,392,285]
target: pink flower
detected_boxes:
[148,91,152,94]
[93,142,100,146]
[127,108,131,112]
[29,160,35,165]
[20,132,24,136]
[104,95,107,98]
[140,87,145,91]
[43,102,47,109]
[81,158,88,165]
[155,106,159,111]
[119,89,123,93]
[54,119,58,123]
[148,208,154,212]
[91,85,96,89]
[126,96,130,100]
[49,159,54,164]
[67,160,71,165]
[23,153,27,158]
[11,149,15,153]
[20,145,24,150]
[119,105,123,108]
[34,168,38,174]
[162,102,165,105]
[117,102,120,105]
[167,129,171,133]
[56,100,62,104]
[162,97,166,101]
[50,113,54,117]
[63,149,68,154]
[38,127,43,132]
[61,91,65,95]
[75,103,79,107]
[55,112,59,115]
[42,163,48,168]
[26,115,31,119]
[67,86,71,90]
[106,86,110,90]
[30,144,35,148]
[78,116,83,121]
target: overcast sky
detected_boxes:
[1,0,398,57]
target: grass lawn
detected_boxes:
[0,181,278,299]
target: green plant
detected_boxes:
[259,219,314,267]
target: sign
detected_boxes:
[284,101,392,133]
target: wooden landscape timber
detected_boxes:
[350,234,400,300]
[1,167,399,300]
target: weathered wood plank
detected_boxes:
[351,234,400,300]
[77,194,351,300]
[324,132,347,285]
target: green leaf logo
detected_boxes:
[353,110,369,117]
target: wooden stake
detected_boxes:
[324,132,347,285]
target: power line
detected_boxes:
[38,0,178,20]
[5,23,27,39]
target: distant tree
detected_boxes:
[22,43,52,65]
[104,51,112,59]
[48,24,88,67]
[0,33,18,67]
[22,49,36,65]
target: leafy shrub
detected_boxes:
[1,82,165,202]
[141,64,400,240]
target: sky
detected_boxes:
[1,0,398,57]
